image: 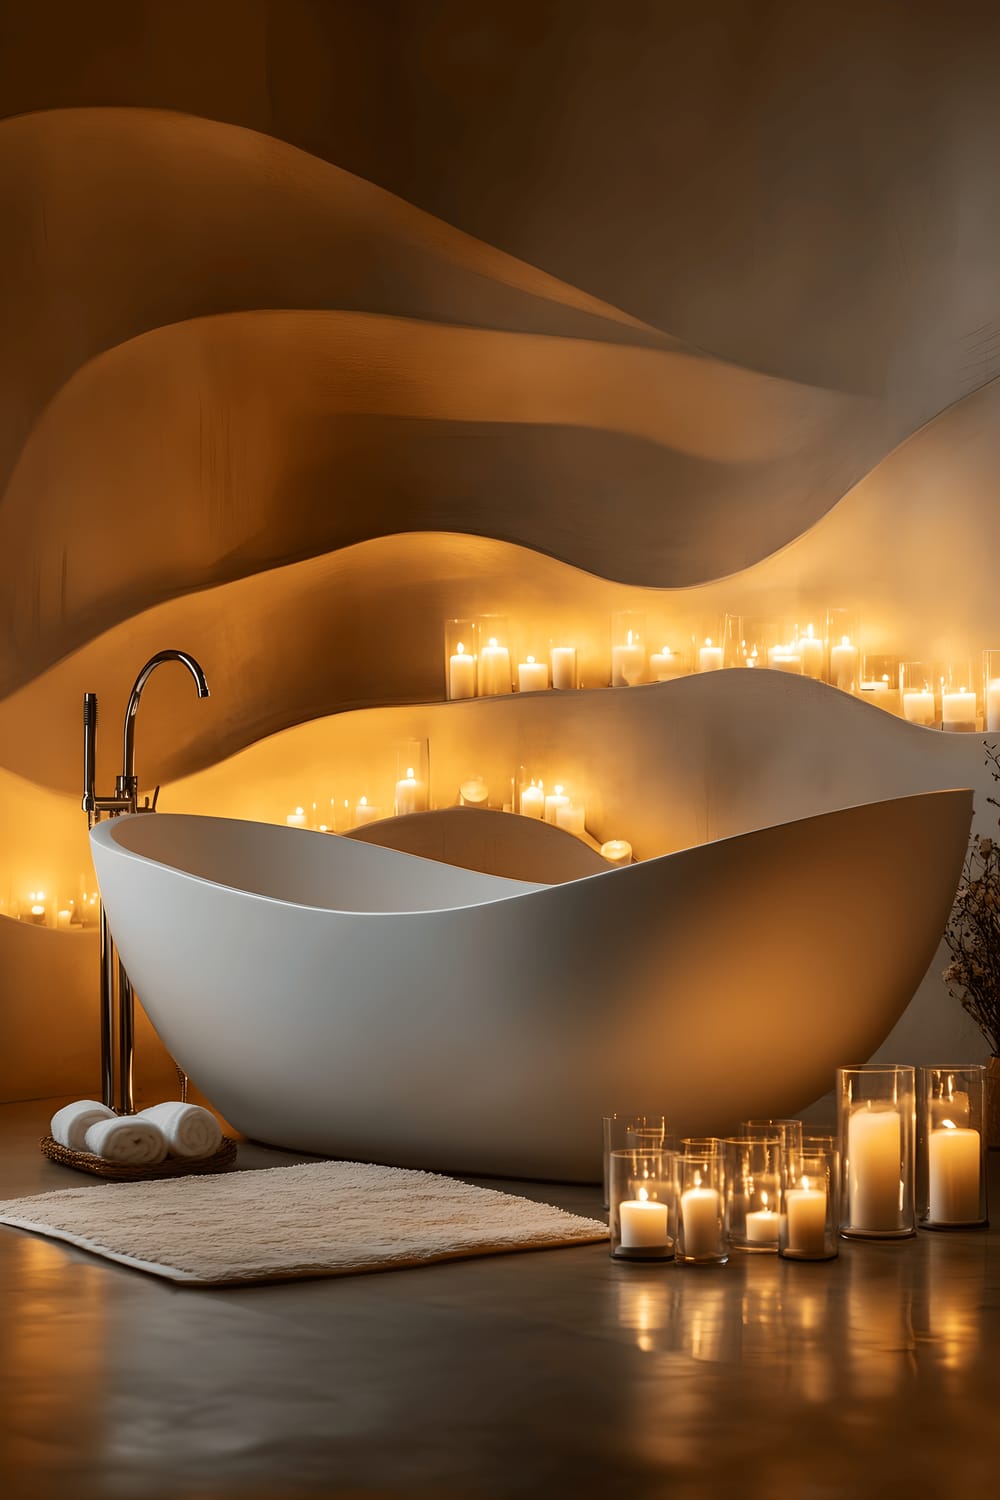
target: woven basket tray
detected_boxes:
[40,1133,239,1181]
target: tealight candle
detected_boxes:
[847,1106,901,1233]
[830,635,859,691]
[698,637,723,672]
[550,646,577,690]
[517,655,549,693]
[928,1120,981,1224]
[785,1177,828,1256]
[902,689,935,726]
[520,781,545,819]
[448,641,476,700]
[394,767,425,817]
[744,1192,779,1245]
[286,807,308,828]
[941,688,977,732]
[353,796,379,827]
[619,1188,670,1249]
[544,785,570,825]
[601,839,633,867]
[478,636,512,695]
[649,646,685,681]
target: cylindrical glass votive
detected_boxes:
[444,618,478,700]
[724,1137,782,1253]
[394,739,429,816]
[780,1144,840,1261]
[676,1150,727,1264]
[940,662,979,732]
[825,609,860,692]
[600,839,633,868]
[722,613,744,669]
[838,1064,915,1239]
[795,621,826,680]
[984,650,1000,732]
[610,611,647,686]
[476,616,513,695]
[609,1148,676,1262]
[648,641,689,682]
[857,653,901,715]
[549,642,578,691]
[900,661,939,727]
[694,624,725,673]
[917,1065,988,1230]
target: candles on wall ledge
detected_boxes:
[394,739,429,816]
[901,661,937,726]
[611,611,647,687]
[477,617,513,696]
[941,663,979,732]
[550,644,578,690]
[445,618,478,701]
[517,654,549,693]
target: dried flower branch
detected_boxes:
[943,742,1000,1056]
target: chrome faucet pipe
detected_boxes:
[117,649,210,803]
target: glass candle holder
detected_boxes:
[694,621,725,674]
[544,783,571,825]
[742,619,780,672]
[554,801,587,837]
[517,773,545,819]
[394,739,429,816]
[741,1118,803,1175]
[602,1113,669,1209]
[549,642,578,691]
[794,621,826,680]
[676,1150,727,1264]
[724,1137,782,1253]
[838,1064,916,1239]
[983,649,1000,732]
[648,640,689,681]
[900,661,939,727]
[352,794,381,828]
[516,644,550,693]
[476,616,512,695]
[444,618,478,701]
[610,611,648,686]
[940,662,979,732]
[722,613,744,669]
[780,1144,840,1261]
[601,839,633,867]
[825,609,860,691]
[459,773,489,808]
[609,1148,676,1261]
[857,653,901,715]
[917,1065,988,1230]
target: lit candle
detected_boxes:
[698,637,723,672]
[830,635,859,691]
[286,807,308,828]
[785,1177,828,1255]
[941,688,977,732]
[797,624,824,679]
[902,689,935,726]
[517,655,549,693]
[619,1187,669,1249]
[857,675,898,713]
[611,629,645,686]
[847,1106,901,1232]
[554,802,586,836]
[680,1180,723,1258]
[649,646,685,681]
[544,784,570,825]
[928,1120,981,1224]
[601,839,633,867]
[550,646,577,690]
[460,776,489,807]
[478,636,512,695]
[520,780,545,819]
[768,645,802,673]
[988,677,1000,733]
[353,796,379,827]
[745,1191,779,1245]
[56,908,72,931]
[394,767,425,816]
[448,641,476,700]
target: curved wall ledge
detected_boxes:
[346,806,609,884]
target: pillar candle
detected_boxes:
[56,908,72,931]
[987,677,1000,732]
[286,807,308,828]
[448,642,476,700]
[394,769,425,816]
[785,1180,828,1255]
[680,1186,722,1257]
[554,802,586,836]
[601,839,632,867]
[941,690,977,732]
[517,655,549,692]
[769,650,802,673]
[550,647,577,691]
[650,647,685,681]
[848,1106,901,1232]
[830,636,859,691]
[611,631,645,686]
[698,638,723,672]
[797,627,824,679]
[619,1194,669,1249]
[478,637,511,695]
[928,1122,981,1223]
[857,677,899,714]
[544,785,570,825]
[902,689,935,726]
[353,796,379,827]
[520,781,544,819]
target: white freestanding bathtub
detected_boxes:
[91,790,971,1180]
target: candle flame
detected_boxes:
[526,655,535,664]
[457,641,465,654]
[806,622,815,638]
[705,637,713,646]
[360,796,368,807]
[295,807,304,816]
[760,1191,769,1210]
[802,1176,811,1191]
[941,1118,957,1131]
[841,634,850,646]
[555,784,564,795]
[638,1186,649,1203]
[406,767,414,779]
[488,636,498,648]
[626,629,634,646]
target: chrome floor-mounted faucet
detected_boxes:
[82,650,210,1113]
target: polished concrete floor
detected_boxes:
[0,1097,997,1500]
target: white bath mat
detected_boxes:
[0,1161,608,1285]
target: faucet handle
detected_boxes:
[140,785,161,813]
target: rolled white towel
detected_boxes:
[84,1116,168,1165]
[51,1099,116,1151]
[139,1101,223,1159]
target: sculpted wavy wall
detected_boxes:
[1,0,997,1101]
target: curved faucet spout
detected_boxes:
[119,649,210,800]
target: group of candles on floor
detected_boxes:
[50,1098,223,1165]
[446,613,1000,732]
[607,1064,988,1265]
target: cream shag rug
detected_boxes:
[0,1161,608,1285]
